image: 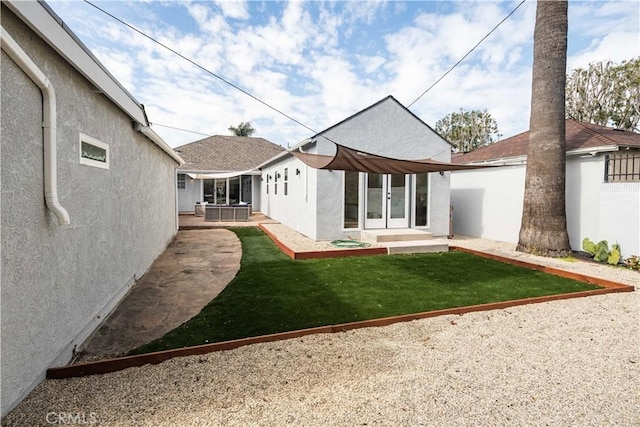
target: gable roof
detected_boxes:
[175,136,285,171]
[453,119,640,164]
[3,0,182,165]
[313,95,453,147]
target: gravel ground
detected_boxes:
[3,237,638,426]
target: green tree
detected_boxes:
[435,109,500,152]
[228,122,256,136]
[517,0,571,257]
[566,57,640,132]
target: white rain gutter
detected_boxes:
[1,26,70,225]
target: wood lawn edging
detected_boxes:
[46,238,635,380]
[258,223,387,259]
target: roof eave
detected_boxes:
[5,1,182,164]
[255,137,314,169]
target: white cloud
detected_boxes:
[212,0,249,20]
[46,0,638,148]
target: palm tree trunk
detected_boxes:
[517,0,571,257]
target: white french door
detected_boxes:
[364,173,409,229]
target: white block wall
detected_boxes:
[451,155,640,257]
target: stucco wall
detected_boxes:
[598,182,640,256]
[315,98,452,239]
[1,9,178,415]
[177,174,201,212]
[262,99,452,240]
[450,165,526,243]
[261,155,319,239]
[450,155,640,256]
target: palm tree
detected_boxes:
[517,0,571,257]
[228,122,256,137]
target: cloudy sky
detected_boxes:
[47,0,639,148]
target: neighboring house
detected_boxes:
[175,136,284,213]
[451,119,640,256]
[258,96,454,241]
[1,1,183,416]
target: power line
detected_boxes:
[83,0,319,136]
[149,122,211,137]
[407,0,527,108]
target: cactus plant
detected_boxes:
[582,238,622,265]
[608,244,621,265]
[582,238,597,255]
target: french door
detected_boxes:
[364,173,409,229]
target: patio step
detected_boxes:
[384,240,449,255]
[361,229,433,244]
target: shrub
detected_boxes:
[624,255,640,271]
[581,238,621,265]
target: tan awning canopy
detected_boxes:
[291,143,492,174]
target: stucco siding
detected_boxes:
[318,99,451,162]
[178,175,202,212]
[261,156,318,239]
[599,182,640,256]
[1,9,177,416]
[260,99,452,241]
[315,98,452,239]
[565,157,603,250]
[450,165,526,243]
[451,155,640,256]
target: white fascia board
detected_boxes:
[463,156,527,166]
[566,146,618,157]
[461,145,620,166]
[5,0,147,125]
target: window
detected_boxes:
[343,171,360,228]
[177,174,186,189]
[284,168,289,196]
[79,133,109,169]
[274,170,278,195]
[605,152,640,182]
[414,173,429,226]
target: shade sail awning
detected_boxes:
[190,169,261,179]
[291,143,493,174]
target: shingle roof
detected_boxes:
[453,119,640,164]
[175,136,285,171]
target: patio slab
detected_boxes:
[75,228,242,362]
[179,212,277,230]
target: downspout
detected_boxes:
[1,26,70,225]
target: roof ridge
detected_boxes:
[569,119,618,146]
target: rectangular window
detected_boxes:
[229,176,240,204]
[79,133,109,169]
[605,152,640,182]
[284,168,289,196]
[177,174,186,189]
[203,179,215,203]
[343,171,360,229]
[415,173,429,226]
[274,170,278,195]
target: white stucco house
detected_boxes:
[1,1,183,416]
[258,96,458,241]
[451,119,640,256]
[174,136,284,213]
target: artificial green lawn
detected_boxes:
[131,227,600,354]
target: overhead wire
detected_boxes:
[83,0,525,158]
[148,122,211,137]
[83,0,319,136]
[407,0,527,108]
